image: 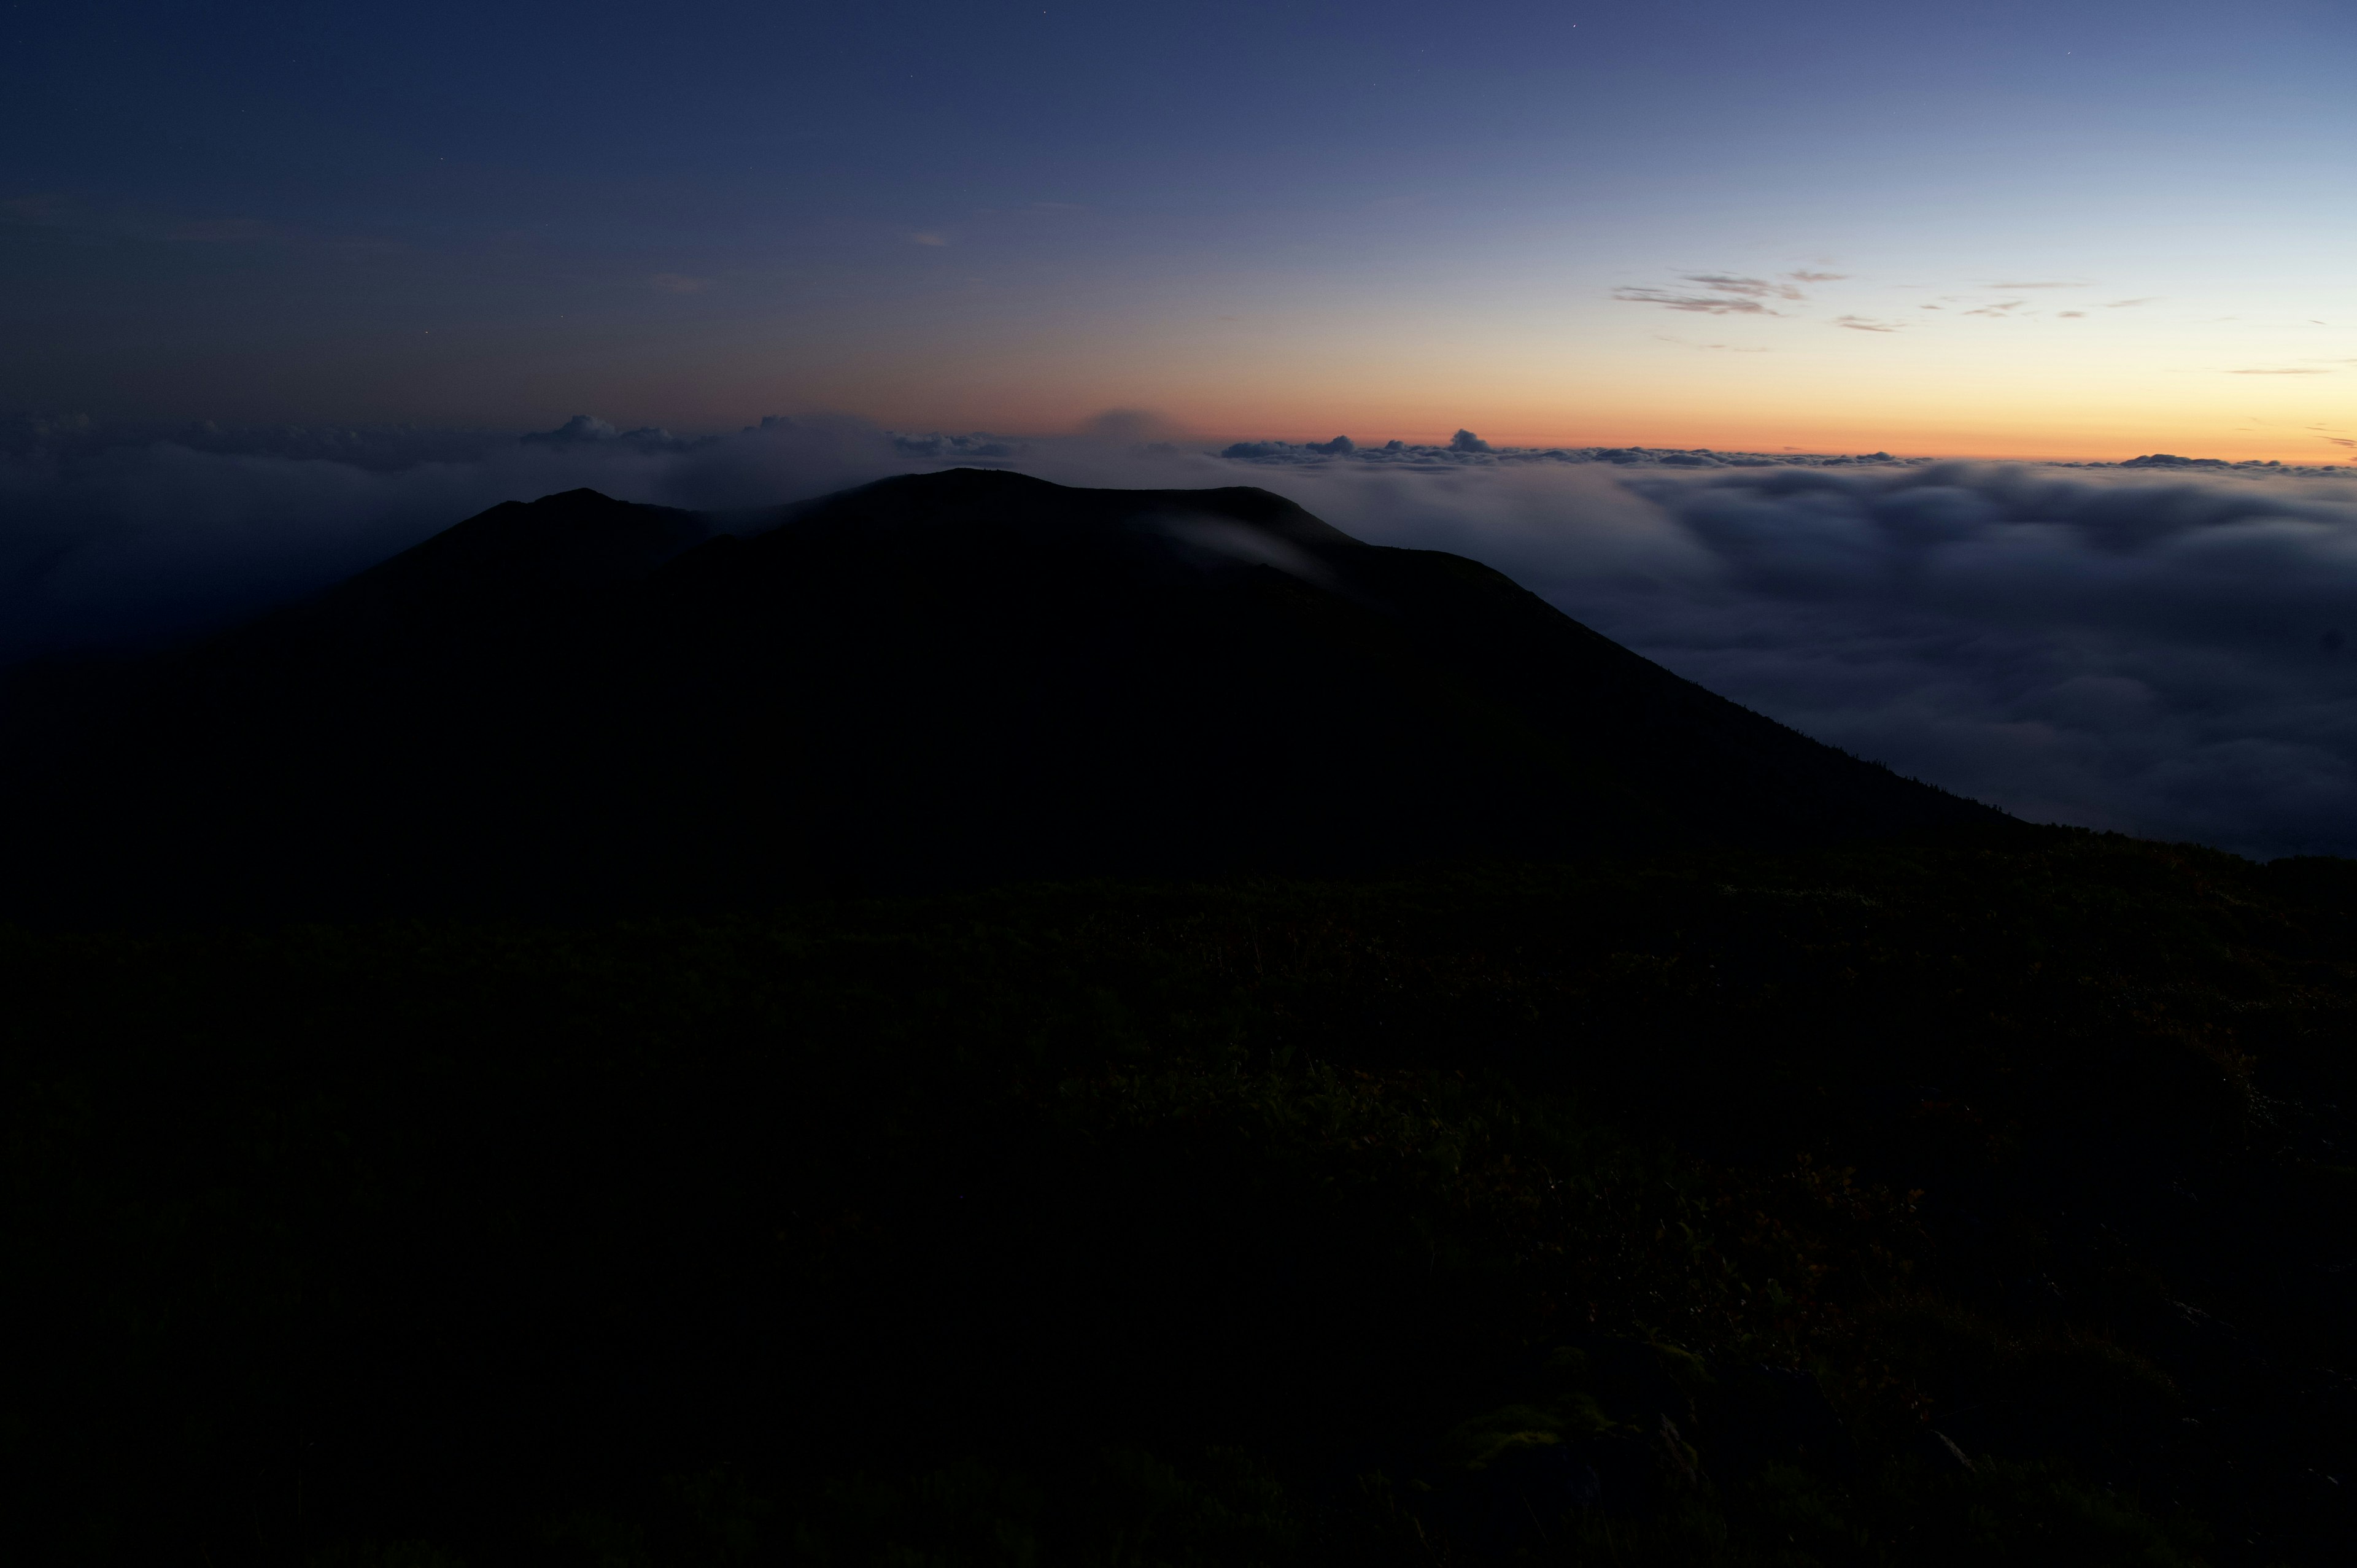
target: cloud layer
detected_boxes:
[1189,455,2357,859]
[5,413,2353,859]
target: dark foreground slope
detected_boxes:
[1,469,2002,920]
[2,838,2352,1566]
[2,474,2350,1566]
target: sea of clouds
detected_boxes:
[6,411,2352,859]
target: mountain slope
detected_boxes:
[0,469,2008,918]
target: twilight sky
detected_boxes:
[6,0,2353,460]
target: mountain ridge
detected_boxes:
[0,468,2010,921]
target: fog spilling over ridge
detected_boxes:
[7,411,2355,859]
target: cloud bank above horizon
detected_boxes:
[4,411,2353,860]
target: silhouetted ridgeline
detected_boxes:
[0,469,2002,922]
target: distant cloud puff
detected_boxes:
[1449,429,1491,453]
[1078,409,1178,444]
[649,273,713,293]
[1787,269,1848,283]
[2231,368,2329,375]
[1833,315,1902,333]
[891,431,1018,460]
[521,414,686,449]
[522,414,619,444]
[1991,280,2082,290]
[2058,311,2087,319]
[911,231,949,246]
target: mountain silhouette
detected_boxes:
[1,469,2008,919]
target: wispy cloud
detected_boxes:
[1,193,76,226]
[1991,280,2083,290]
[2230,367,2329,375]
[911,231,949,246]
[167,218,278,244]
[1657,335,1772,352]
[1613,264,1839,315]
[4,194,397,259]
[1681,273,1806,300]
[2058,311,2086,319]
[1614,287,1779,315]
[2106,298,2159,308]
[1833,315,1903,333]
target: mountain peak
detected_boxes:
[1,474,2009,920]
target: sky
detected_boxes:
[4,1,2355,860]
[4,0,2354,460]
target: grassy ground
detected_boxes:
[3,828,2351,1565]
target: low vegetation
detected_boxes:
[4,828,2351,1564]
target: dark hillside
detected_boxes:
[1,469,2001,921]
[1,833,2351,1565]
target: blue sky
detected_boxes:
[5,0,2353,455]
